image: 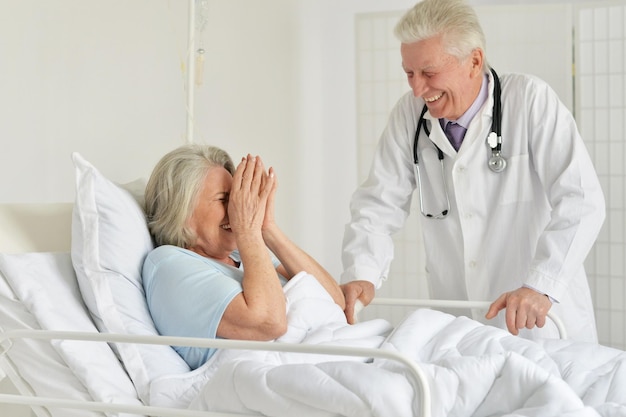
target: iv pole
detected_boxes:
[186,0,196,144]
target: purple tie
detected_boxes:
[445,122,466,151]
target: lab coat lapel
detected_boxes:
[463,70,497,155]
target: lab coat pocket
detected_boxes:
[499,154,534,205]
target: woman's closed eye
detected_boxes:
[214,192,229,205]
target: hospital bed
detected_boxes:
[0,154,623,417]
[0,200,434,417]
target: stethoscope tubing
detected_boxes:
[412,68,505,218]
[413,67,505,171]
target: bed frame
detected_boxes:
[0,203,566,417]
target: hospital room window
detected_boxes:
[355,2,626,350]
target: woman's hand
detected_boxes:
[229,155,274,236]
[244,159,344,310]
[218,154,287,341]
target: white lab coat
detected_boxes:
[342,71,605,342]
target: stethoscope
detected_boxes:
[413,68,506,219]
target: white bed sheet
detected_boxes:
[178,274,626,417]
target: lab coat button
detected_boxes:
[469,261,477,268]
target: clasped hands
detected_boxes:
[228,154,277,236]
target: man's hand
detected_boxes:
[341,280,375,324]
[485,287,553,335]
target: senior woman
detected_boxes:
[142,144,345,369]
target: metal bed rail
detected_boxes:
[0,328,431,417]
[0,298,568,417]
[370,298,568,339]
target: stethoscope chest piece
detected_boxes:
[486,131,507,173]
[488,152,507,173]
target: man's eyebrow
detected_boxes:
[402,63,438,72]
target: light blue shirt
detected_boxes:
[142,245,283,369]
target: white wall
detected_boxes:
[0,1,186,200]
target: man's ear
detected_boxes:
[470,48,484,77]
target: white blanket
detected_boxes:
[152,272,626,417]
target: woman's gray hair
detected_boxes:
[144,144,235,248]
[394,0,489,72]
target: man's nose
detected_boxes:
[409,76,427,98]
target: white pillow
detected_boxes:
[0,252,141,408]
[70,152,190,404]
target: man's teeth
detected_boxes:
[221,224,231,230]
[424,93,442,103]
